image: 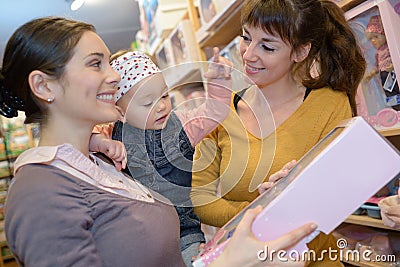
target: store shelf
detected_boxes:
[344,215,399,231]
[334,0,367,11]
[379,127,400,137]
[195,0,244,48]
[0,241,14,262]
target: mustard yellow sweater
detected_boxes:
[192,87,350,266]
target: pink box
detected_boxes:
[193,117,400,266]
[346,0,400,130]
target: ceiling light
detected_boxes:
[70,0,85,11]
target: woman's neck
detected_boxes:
[258,79,306,110]
[38,119,92,157]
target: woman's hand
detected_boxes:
[209,206,317,267]
[258,160,297,194]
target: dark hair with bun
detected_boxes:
[0,16,95,123]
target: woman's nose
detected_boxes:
[108,65,121,86]
[242,43,257,62]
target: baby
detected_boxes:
[91,49,233,266]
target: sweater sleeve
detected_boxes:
[93,122,114,139]
[175,87,232,147]
[5,165,103,267]
[191,127,249,227]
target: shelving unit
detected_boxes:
[195,0,243,49]
[334,0,368,11]
[345,215,399,231]
[379,127,400,137]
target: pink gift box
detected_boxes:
[193,117,400,266]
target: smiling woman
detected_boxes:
[0,16,185,266]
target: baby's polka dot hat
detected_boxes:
[111,51,161,102]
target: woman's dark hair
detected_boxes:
[241,0,366,116]
[0,16,95,123]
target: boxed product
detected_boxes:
[193,116,400,266]
[198,0,230,26]
[162,19,202,88]
[138,0,187,52]
[346,0,400,130]
[155,38,174,70]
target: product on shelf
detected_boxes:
[155,38,174,70]
[198,0,227,25]
[137,0,188,54]
[160,19,203,88]
[346,0,400,130]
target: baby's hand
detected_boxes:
[204,47,233,80]
[89,133,127,171]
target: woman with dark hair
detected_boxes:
[192,0,366,265]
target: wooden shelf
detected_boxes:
[195,0,244,48]
[344,215,399,231]
[379,127,400,137]
[0,174,11,180]
[333,0,367,11]
[0,154,19,162]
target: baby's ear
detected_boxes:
[293,43,311,63]
[28,70,55,102]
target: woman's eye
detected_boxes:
[144,102,153,107]
[261,44,275,52]
[162,93,169,99]
[91,61,101,68]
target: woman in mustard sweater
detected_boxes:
[191,0,366,266]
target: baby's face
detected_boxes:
[122,73,172,130]
[366,32,386,50]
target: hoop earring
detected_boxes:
[47,97,54,103]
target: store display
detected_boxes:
[155,38,174,70]
[360,203,382,219]
[169,19,200,65]
[137,0,187,54]
[162,19,202,88]
[346,0,400,130]
[1,113,31,157]
[193,116,400,266]
[198,0,226,25]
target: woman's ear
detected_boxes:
[293,43,312,63]
[28,70,55,102]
